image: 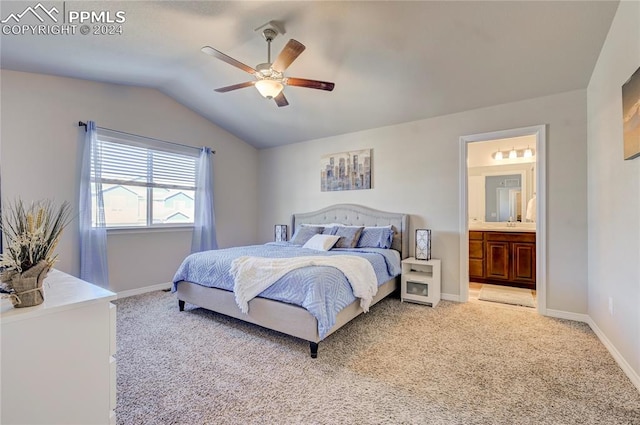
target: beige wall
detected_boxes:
[259,89,588,313]
[0,70,259,292]
[587,0,640,380]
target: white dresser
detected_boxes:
[1,269,117,425]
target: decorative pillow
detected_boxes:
[322,226,339,235]
[301,223,341,235]
[334,226,365,248]
[356,225,394,249]
[302,234,341,251]
[290,226,324,245]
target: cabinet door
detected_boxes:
[512,242,536,283]
[486,241,510,280]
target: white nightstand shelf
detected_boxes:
[401,257,441,307]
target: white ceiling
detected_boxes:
[0,1,619,149]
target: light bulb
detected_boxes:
[524,147,533,158]
[494,151,503,160]
[255,79,284,99]
[509,147,517,159]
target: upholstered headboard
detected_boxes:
[291,204,409,259]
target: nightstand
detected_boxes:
[401,257,441,307]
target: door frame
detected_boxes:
[459,125,546,314]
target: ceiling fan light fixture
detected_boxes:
[255,79,284,99]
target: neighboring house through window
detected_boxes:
[91,129,197,228]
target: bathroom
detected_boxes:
[467,135,537,302]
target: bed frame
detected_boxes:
[175,204,409,358]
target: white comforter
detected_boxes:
[229,255,378,314]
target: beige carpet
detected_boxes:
[114,291,640,425]
[478,284,536,308]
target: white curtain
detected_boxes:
[79,121,109,287]
[191,147,218,252]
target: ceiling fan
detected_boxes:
[201,24,335,107]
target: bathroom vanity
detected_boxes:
[469,226,536,290]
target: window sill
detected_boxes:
[106,225,193,235]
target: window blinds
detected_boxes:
[93,131,197,191]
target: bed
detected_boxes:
[173,204,409,358]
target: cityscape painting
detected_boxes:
[622,66,640,160]
[320,149,371,191]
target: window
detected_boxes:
[91,129,197,228]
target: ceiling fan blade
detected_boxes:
[201,46,257,75]
[285,77,335,92]
[271,39,306,73]
[274,92,289,107]
[214,81,256,93]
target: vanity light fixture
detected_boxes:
[492,147,536,161]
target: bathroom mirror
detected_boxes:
[468,163,536,223]
[487,175,521,222]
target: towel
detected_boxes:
[525,195,536,221]
[229,255,378,314]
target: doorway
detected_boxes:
[459,125,546,314]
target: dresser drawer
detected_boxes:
[469,231,484,240]
[484,231,535,243]
[469,240,484,259]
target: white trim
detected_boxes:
[545,309,589,323]
[107,225,193,235]
[459,139,470,302]
[441,293,461,302]
[587,317,640,392]
[459,125,547,315]
[116,282,172,299]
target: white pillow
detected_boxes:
[302,234,341,251]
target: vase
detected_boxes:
[1,261,49,308]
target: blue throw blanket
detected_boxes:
[172,242,401,338]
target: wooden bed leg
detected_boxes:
[178,300,185,311]
[309,342,318,358]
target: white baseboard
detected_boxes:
[545,308,640,392]
[545,308,590,323]
[116,282,172,299]
[441,293,460,302]
[586,317,640,392]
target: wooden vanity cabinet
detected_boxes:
[469,231,485,279]
[469,230,536,289]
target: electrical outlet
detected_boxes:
[608,297,614,316]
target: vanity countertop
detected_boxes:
[469,223,536,233]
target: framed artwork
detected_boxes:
[320,149,371,191]
[622,66,640,160]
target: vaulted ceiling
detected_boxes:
[0,1,619,148]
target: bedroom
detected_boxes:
[1,0,639,423]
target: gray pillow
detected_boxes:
[356,225,394,249]
[290,226,324,245]
[334,226,364,248]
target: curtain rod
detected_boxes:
[78,121,215,154]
